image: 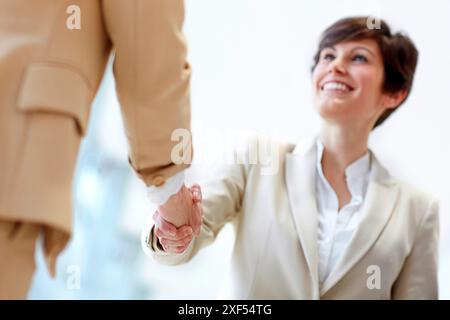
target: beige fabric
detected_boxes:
[150,136,440,299]
[0,0,191,295]
[0,221,41,299]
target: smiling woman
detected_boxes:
[311,17,418,129]
[146,16,439,300]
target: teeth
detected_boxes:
[322,82,351,91]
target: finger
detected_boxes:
[193,186,202,202]
[165,244,191,254]
[160,239,189,254]
[190,190,201,203]
[191,203,201,235]
[192,202,203,237]
[152,210,159,222]
[190,184,202,203]
[159,233,193,248]
[159,240,169,252]
[155,227,172,240]
[154,213,177,237]
[174,245,190,254]
[155,224,192,240]
[176,225,194,237]
[155,224,191,240]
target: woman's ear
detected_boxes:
[381,89,408,109]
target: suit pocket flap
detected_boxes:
[17,63,91,135]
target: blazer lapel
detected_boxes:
[285,136,320,298]
[320,152,400,296]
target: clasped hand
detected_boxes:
[153,184,203,253]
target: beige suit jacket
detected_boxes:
[150,136,439,299]
[0,0,191,259]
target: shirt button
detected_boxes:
[152,176,165,187]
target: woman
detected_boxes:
[144,17,439,299]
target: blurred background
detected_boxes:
[28,0,450,299]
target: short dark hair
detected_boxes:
[311,16,419,129]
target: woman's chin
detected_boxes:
[317,100,350,112]
[316,103,356,122]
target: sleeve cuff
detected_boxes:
[146,170,185,205]
[141,222,167,257]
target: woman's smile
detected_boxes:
[320,81,355,98]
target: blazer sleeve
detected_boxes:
[145,155,250,265]
[102,0,192,187]
[391,198,440,299]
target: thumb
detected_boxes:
[191,202,203,237]
[189,184,202,203]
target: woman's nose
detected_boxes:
[328,57,347,75]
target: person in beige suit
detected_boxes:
[146,17,440,299]
[0,0,203,299]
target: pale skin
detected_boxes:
[154,38,407,252]
[313,39,406,209]
[154,184,203,253]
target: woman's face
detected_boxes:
[312,38,390,127]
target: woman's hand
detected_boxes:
[157,184,203,230]
[153,184,203,253]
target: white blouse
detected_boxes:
[315,140,371,286]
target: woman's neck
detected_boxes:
[318,122,371,210]
[318,122,371,174]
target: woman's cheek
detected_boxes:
[312,72,322,90]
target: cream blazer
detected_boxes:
[150,136,439,299]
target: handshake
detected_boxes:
[153,184,203,254]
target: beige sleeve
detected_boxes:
[102,0,192,187]
[391,198,440,299]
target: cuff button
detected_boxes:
[152,176,165,187]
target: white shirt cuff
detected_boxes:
[146,170,185,205]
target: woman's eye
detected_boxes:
[352,54,368,62]
[322,53,335,61]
